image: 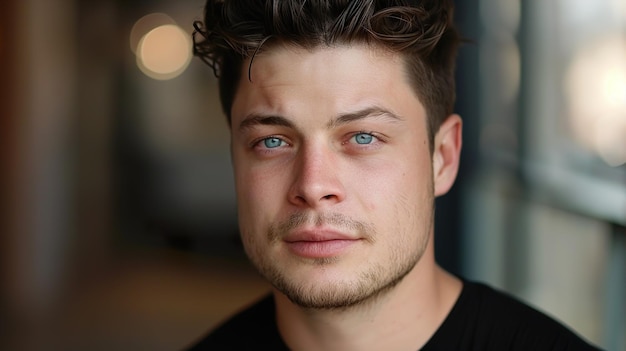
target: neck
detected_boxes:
[274,252,462,351]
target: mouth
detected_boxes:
[284,229,361,259]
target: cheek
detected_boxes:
[352,161,411,211]
[235,163,288,220]
[357,154,431,216]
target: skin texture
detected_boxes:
[230,43,463,350]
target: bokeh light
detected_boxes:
[129,13,175,55]
[565,34,626,166]
[136,23,192,80]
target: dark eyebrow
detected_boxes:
[238,114,295,132]
[327,106,404,128]
[238,106,403,132]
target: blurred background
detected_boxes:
[1,0,624,350]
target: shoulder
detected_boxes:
[423,280,602,351]
[184,294,288,351]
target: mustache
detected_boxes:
[268,212,376,242]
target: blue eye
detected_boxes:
[352,133,374,145]
[263,137,284,148]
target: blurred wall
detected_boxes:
[4,0,78,318]
[0,0,19,335]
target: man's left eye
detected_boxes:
[262,137,285,148]
[350,132,375,145]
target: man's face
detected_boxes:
[230,44,436,309]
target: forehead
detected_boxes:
[230,43,424,125]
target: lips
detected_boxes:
[284,229,360,258]
[284,229,355,242]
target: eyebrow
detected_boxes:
[238,106,404,132]
[238,114,295,132]
[326,106,404,128]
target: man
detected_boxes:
[187,1,600,350]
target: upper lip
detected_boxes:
[284,228,358,242]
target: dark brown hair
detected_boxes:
[193,0,460,147]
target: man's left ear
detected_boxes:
[432,114,462,197]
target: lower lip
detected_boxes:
[286,239,358,258]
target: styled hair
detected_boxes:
[193,0,460,147]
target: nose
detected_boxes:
[288,144,346,208]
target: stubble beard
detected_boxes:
[242,209,431,311]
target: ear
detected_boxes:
[432,114,462,197]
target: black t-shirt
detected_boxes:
[186,281,602,350]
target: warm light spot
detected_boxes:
[129,13,175,55]
[565,35,626,166]
[137,24,192,80]
[603,69,626,107]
